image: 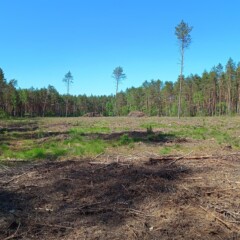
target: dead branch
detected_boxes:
[93,152,104,160]
[150,153,213,163]
[149,151,240,165]
[3,222,21,240]
[89,161,111,165]
[1,172,30,185]
[206,187,239,195]
[2,159,27,163]
[183,177,203,180]
[0,164,10,171]
[168,151,194,165]
[78,201,104,210]
[35,223,74,230]
[200,206,232,230]
[126,224,138,239]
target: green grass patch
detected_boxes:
[0,144,10,151]
[170,125,240,147]
[69,126,110,135]
[140,122,169,129]
[160,146,172,155]
[171,126,208,140]
[2,147,47,160]
[69,139,106,156]
[23,148,47,159]
[118,134,134,145]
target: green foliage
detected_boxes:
[69,126,110,135]
[70,139,106,156]
[24,148,47,159]
[118,134,133,145]
[170,124,239,147]
[1,117,240,164]
[0,110,8,119]
[175,20,193,48]
[146,125,153,134]
[160,147,172,155]
[0,54,240,117]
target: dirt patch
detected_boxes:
[128,111,146,117]
[0,154,240,239]
[93,130,187,144]
[83,112,102,117]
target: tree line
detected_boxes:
[0,58,240,118]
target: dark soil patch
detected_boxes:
[92,131,187,144]
[0,155,240,239]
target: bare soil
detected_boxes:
[1,154,240,239]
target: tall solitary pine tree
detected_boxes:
[112,66,126,115]
[175,20,193,118]
[63,71,73,117]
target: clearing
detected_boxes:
[0,117,240,239]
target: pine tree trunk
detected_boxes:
[178,44,184,119]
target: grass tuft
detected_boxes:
[118,134,134,145]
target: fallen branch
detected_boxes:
[148,151,240,165]
[93,152,104,160]
[183,177,203,180]
[0,164,10,171]
[123,208,155,217]
[89,161,111,165]
[200,206,232,230]
[168,151,194,165]
[78,201,103,210]
[126,224,138,239]
[3,222,21,240]
[149,152,216,164]
[206,187,239,195]
[35,223,74,230]
[1,172,30,185]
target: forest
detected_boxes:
[0,58,240,118]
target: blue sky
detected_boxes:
[1,0,240,96]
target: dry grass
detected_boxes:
[0,116,240,239]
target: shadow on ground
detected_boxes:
[0,159,191,239]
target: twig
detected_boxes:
[0,164,10,171]
[2,159,27,163]
[89,161,111,165]
[125,208,155,217]
[35,223,74,230]
[200,206,232,230]
[3,222,21,240]
[149,152,240,164]
[2,172,29,185]
[149,152,215,163]
[126,224,138,239]
[93,152,104,160]
[183,177,203,180]
[206,187,239,195]
[168,151,194,165]
[78,201,104,210]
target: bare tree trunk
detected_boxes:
[65,97,68,117]
[42,93,48,117]
[178,44,184,119]
[115,79,119,116]
[227,82,231,115]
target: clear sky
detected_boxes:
[1,0,240,96]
